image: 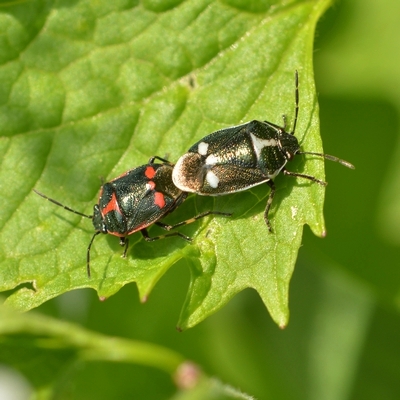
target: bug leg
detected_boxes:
[283,169,327,186]
[148,155,172,165]
[119,237,129,258]
[142,211,231,243]
[87,231,101,278]
[159,211,232,231]
[264,180,276,233]
[140,228,193,243]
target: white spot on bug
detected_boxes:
[198,142,209,156]
[291,206,298,219]
[250,132,277,159]
[145,182,155,191]
[206,170,219,188]
[205,154,218,166]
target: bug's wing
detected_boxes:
[173,151,269,195]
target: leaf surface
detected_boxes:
[0,0,331,328]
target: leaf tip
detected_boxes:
[141,294,149,303]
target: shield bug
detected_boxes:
[172,71,354,232]
[35,156,230,277]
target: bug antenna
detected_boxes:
[33,189,93,219]
[291,70,299,135]
[297,152,355,169]
[86,231,101,278]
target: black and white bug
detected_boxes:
[35,156,230,277]
[172,72,354,232]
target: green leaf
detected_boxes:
[0,0,331,328]
[0,304,178,393]
[0,302,254,399]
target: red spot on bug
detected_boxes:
[101,192,121,216]
[145,166,156,179]
[154,192,165,208]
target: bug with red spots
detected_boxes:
[35,156,230,277]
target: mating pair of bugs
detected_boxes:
[35,73,354,277]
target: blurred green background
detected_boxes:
[2,0,400,399]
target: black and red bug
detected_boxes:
[34,156,230,277]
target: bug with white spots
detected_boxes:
[172,72,354,232]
